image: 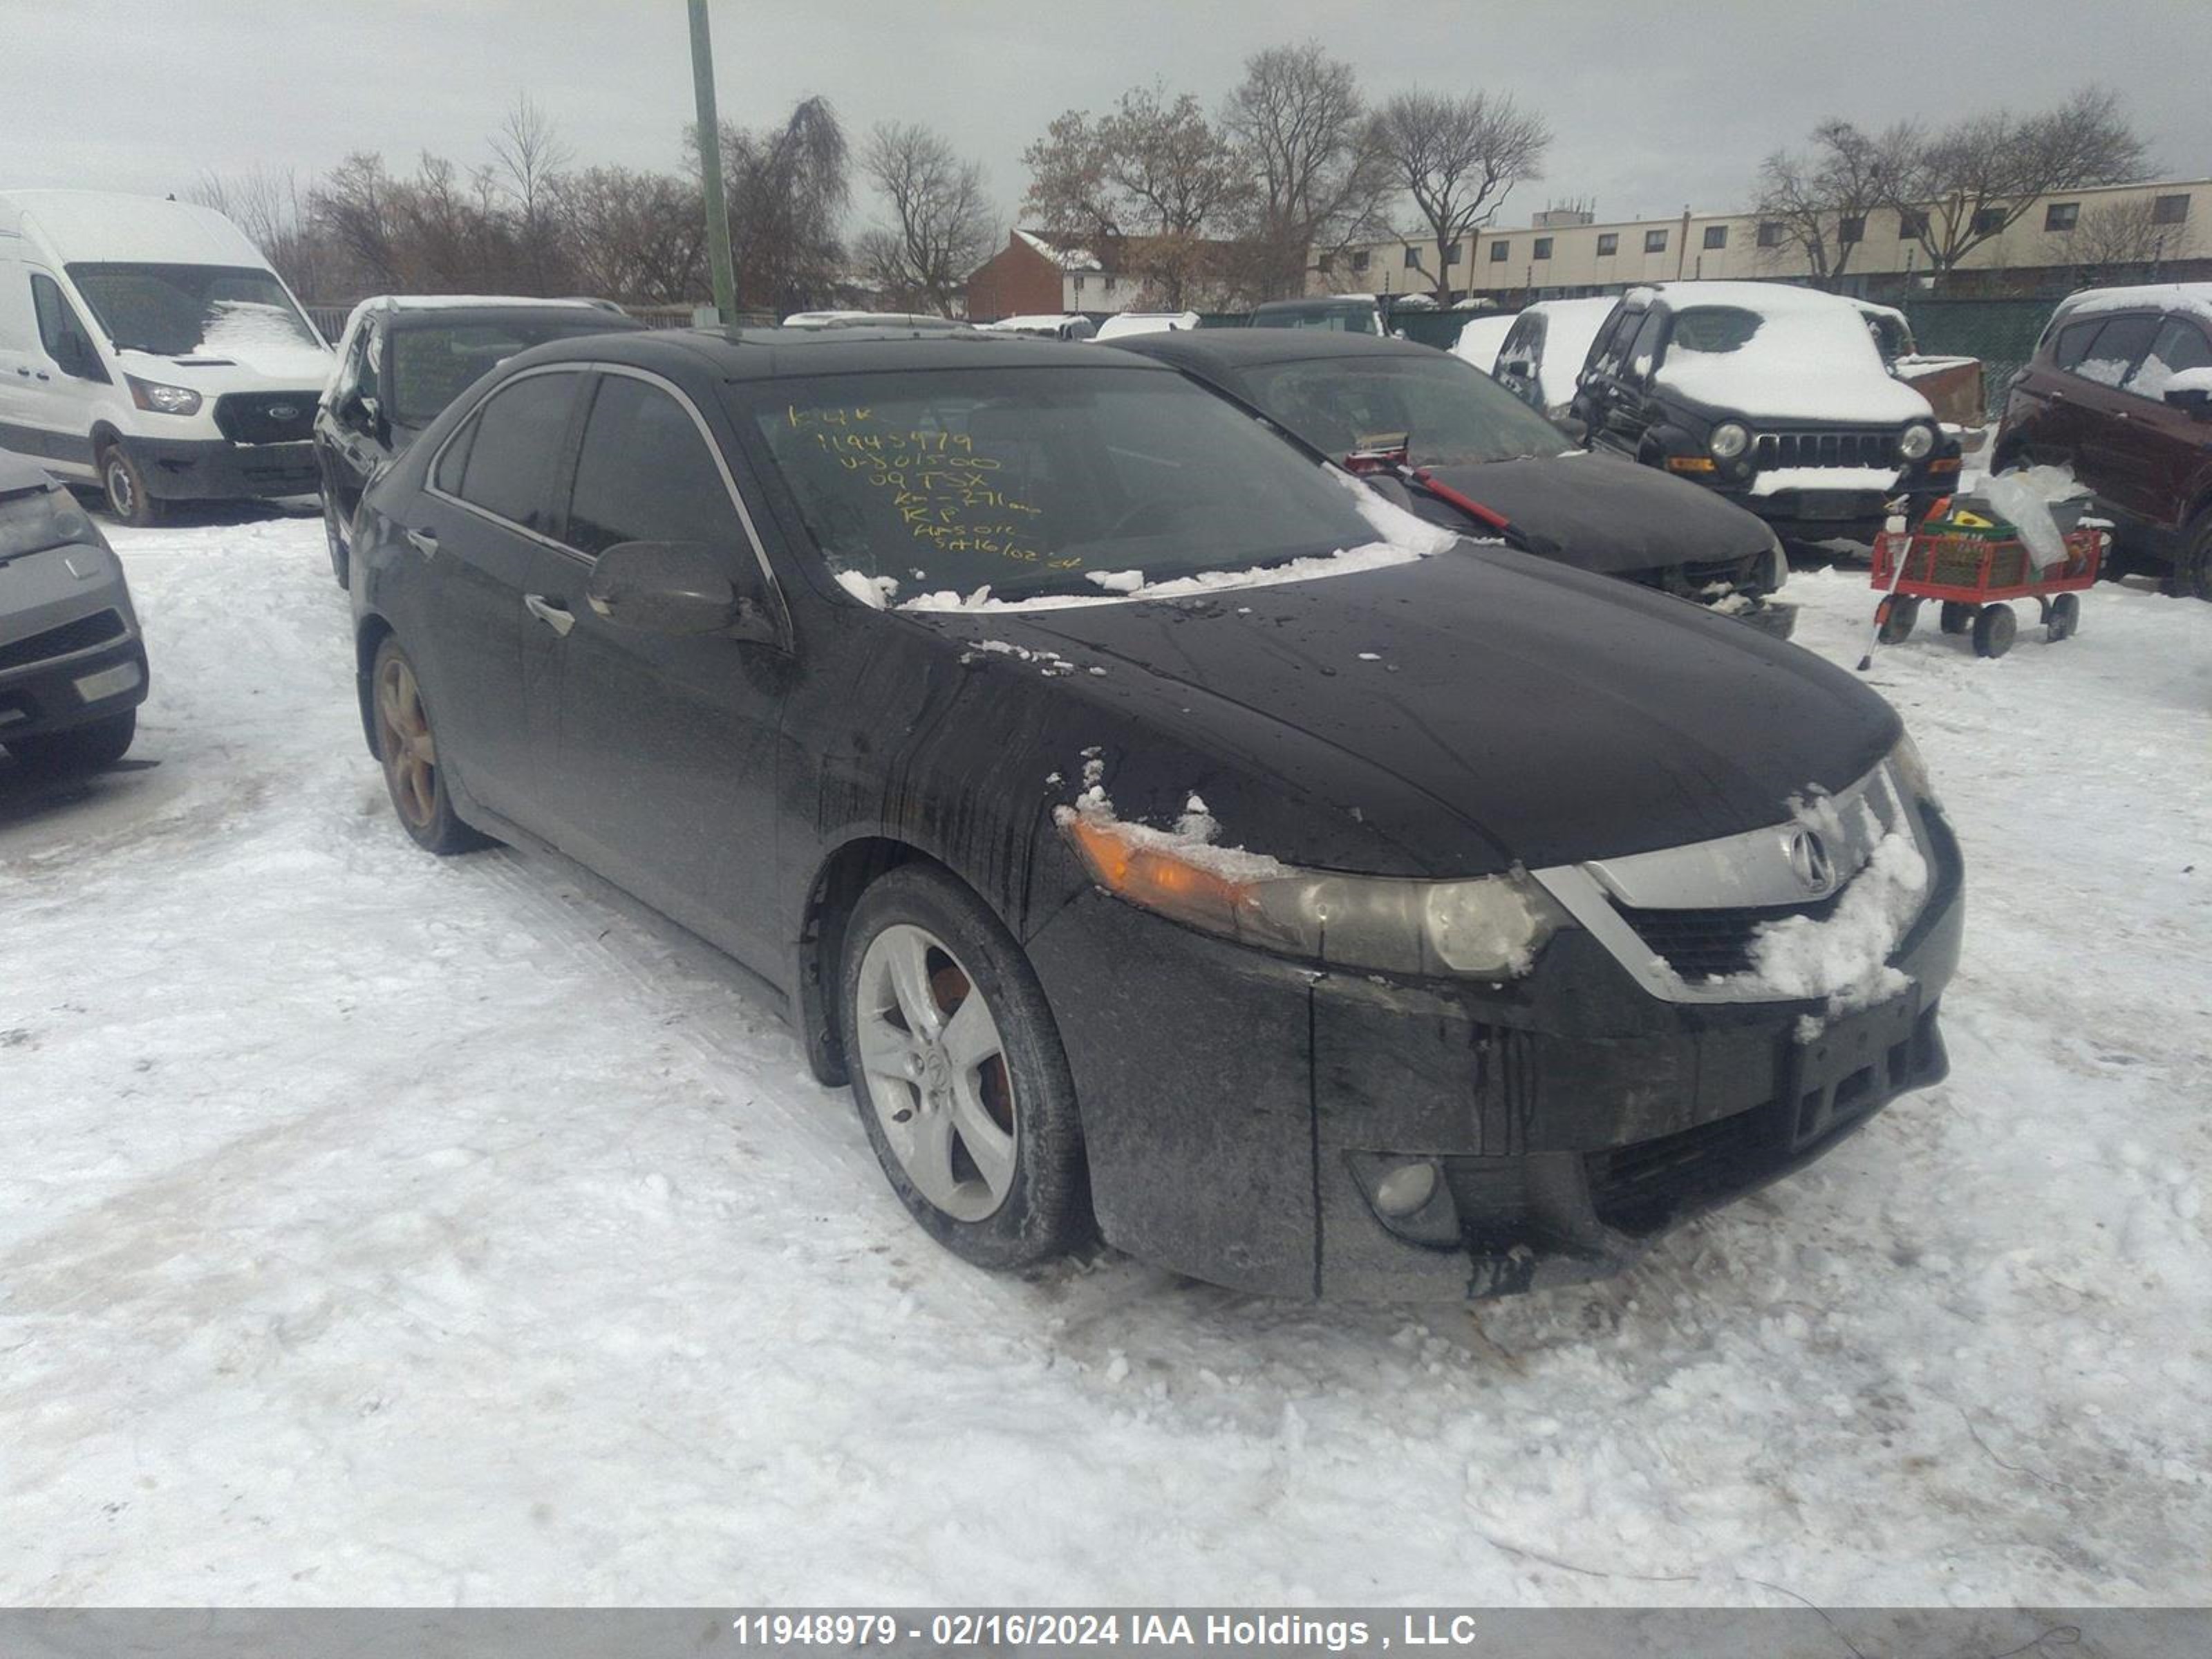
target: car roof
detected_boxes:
[501,324,1174,383]
[1108,328,1442,373]
[382,301,645,332]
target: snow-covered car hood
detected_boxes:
[1656,334,1933,425]
[946,550,1899,877]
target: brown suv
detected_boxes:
[1995,283,2212,597]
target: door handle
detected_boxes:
[523,593,574,637]
[12,367,26,377]
[404,527,438,558]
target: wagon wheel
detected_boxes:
[1939,601,1974,635]
[1972,603,2017,659]
[1876,594,1920,644]
[2047,592,2080,643]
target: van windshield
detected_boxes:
[742,364,1382,603]
[66,263,322,357]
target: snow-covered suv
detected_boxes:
[1571,282,1962,546]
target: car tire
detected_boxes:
[2175,512,2212,602]
[6,709,135,774]
[100,444,165,527]
[370,635,487,855]
[838,863,1091,1271]
[324,492,350,589]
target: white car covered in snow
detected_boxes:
[1569,281,1962,545]
[0,189,333,524]
[1490,296,1619,420]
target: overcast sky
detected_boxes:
[6,0,2206,239]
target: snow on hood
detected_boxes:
[1655,294,1933,425]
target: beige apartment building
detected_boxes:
[1313,175,2210,303]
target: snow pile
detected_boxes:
[1054,754,1289,883]
[1750,466,1902,498]
[1085,570,1144,593]
[833,570,899,609]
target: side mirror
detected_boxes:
[586,540,777,641]
[1500,357,1533,378]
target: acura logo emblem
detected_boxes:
[1788,829,1836,894]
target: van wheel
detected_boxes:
[839,864,1091,1271]
[100,445,165,527]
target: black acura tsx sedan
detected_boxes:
[348,326,1962,1302]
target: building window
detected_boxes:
[1444,241,1463,265]
[2153,194,2191,225]
[1351,249,1370,271]
[1532,236,1553,260]
[1971,207,2007,234]
[1072,274,1085,294]
[1403,246,1421,269]
[1316,252,1334,274]
[1839,216,1864,244]
[1644,228,1669,254]
[1756,221,1783,248]
[1490,240,1510,263]
[2045,201,2079,232]
[1703,225,1727,250]
[1596,232,1618,256]
[1898,209,1928,238]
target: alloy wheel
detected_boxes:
[375,654,439,830]
[853,923,1018,1222]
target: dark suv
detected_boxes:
[1994,283,2212,597]
[315,297,641,585]
[1572,282,1961,547]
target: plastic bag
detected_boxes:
[1982,465,2089,571]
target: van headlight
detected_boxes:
[0,483,101,558]
[1898,422,1936,461]
[124,374,203,416]
[1063,812,1566,979]
[1708,420,1750,460]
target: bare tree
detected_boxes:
[859,122,996,315]
[187,167,319,297]
[1221,42,1391,301]
[1754,120,1885,288]
[2068,194,2198,283]
[491,93,573,294]
[1370,90,1550,303]
[1876,87,2149,287]
[1020,110,1123,249]
[312,153,403,292]
[707,95,851,315]
[550,167,706,303]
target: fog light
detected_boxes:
[73,661,142,702]
[1372,1159,1439,1217]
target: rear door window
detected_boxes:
[451,371,579,534]
[2122,317,2212,401]
[2071,315,2159,388]
[565,374,742,557]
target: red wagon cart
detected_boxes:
[1870,509,2108,659]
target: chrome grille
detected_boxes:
[1752,430,1895,469]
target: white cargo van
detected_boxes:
[0,190,333,523]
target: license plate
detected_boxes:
[1785,994,1918,1150]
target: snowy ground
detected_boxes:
[3,510,2208,1606]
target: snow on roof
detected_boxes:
[0,188,265,268]
[1451,314,1515,372]
[1649,283,1933,424]
[2054,282,2212,328]
[1092,311,1200,341]
[1519,297,1619,410]
[1015,229,1103,272]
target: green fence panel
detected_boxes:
[1900,297,2059,415]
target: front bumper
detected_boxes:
[119,433,318,502]
[0,619,149,743]
[1023,807,1963,1301]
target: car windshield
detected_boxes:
[742,365,1382,603]
[66,263,321,356]
[389,317,623,427]
[1240,352,1569,468]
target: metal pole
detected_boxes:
[688,0,736,324]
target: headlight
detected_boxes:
[1063,812,1566,980]
[1708,420,1750,460]
[1888,733,1940,812]
[124,373,203,416]
[1898,422,1936,461]
[0,484,100,559]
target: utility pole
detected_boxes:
[688,0,736,324]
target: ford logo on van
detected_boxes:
[268,404,300,421]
